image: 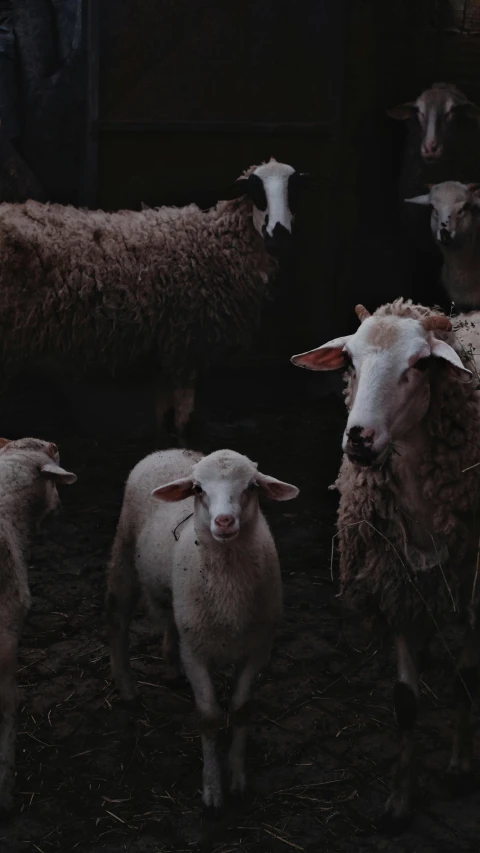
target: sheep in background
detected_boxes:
[405,181,480,310]
[106,448,299,810]
[0,437,76,814]
[291,300,480,832]
[0,159,308,443]
[387,83,480,296]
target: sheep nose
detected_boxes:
[348,426,375,447]
[214,514,235,529]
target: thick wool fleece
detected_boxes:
[0,193,278,383]
[334,299,480,633]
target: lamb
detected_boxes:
[387,82,480,293]
[106,447,299,810]
[0,437,76,814]
[291,299,480,832]
[405,181,480,310]
[0,158,308,442]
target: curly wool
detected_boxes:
[0,190,278,383]
[335,299,480,632]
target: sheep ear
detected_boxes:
[291,336,352,371]
[430,338,472,380]
[0,437,11,449]
[404,194,431,205]
[452,101,480,120]
[40,463,77,484]
[387,102,417,120]
[221,177,249,200]
[255,473,299,501]
[152,477,194,502]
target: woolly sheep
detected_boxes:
[0,159,308,442]
[291,299,480,832]
[106,447,299,810]
[387,83,480,276]
[0,437,76,814]
[406,181,480,309]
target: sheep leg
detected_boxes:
[106,539,139,703]
[447,622,480,790]
[172,378,196,447]
[0,629,20,815]
[180,642,223,810]
[162,614,181,678]
[228,653,267,796]
[381,634,419,832]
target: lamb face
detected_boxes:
[291,309,471,467]
[0,437,77,522]
[152,448,298,543]
[387,82,480,163]
[405,181,480,248]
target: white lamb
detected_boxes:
[106,448,299,810]
[0,437,76,814]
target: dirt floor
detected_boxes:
[0,365,479,853]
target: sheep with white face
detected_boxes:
[107,448,299,811]
[406,181,480,309]
[291,300,480,832]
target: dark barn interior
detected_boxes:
[1,2,480,852]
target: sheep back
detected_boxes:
[0,197,277,382]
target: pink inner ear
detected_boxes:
[293,346,347,371]
[152,479,193,502]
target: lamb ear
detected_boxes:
[152,477,194,502]
[404,194,431,205]
[0,437,11,450]
[387,102,417,120]
[291,336,352,371]
[40,463,77,484]
[255,473,299,501]
[430,338,472,380]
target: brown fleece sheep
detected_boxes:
[292,298,480,831]
[0,159,303,439]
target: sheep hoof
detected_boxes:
[0,789,14,820]
[202,803,224,821]
[376,804,413,836]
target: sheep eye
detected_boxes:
[247,482,258,492]
[414,357,431,372]
[193,484,203,495]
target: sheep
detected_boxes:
[291,299,480,832]
[387,83,480,297]
[405,181,480,310]
[0,158,308,443]
[106,447,299,810]
[0,437,76,814]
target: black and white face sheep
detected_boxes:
[106,448,299,811]
[0,437,76,814]
[291,300,480,832]
[406,181,480,309]
[0,158,308,445]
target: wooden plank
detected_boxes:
[82,0,99,207]
[98,120,336,135]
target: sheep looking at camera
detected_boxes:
[387,82,480,291]
[0,437,76,814]
[106,447,299,810]
[406,181,480,309]
[0,159,307,440]
[291,299,480,831]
